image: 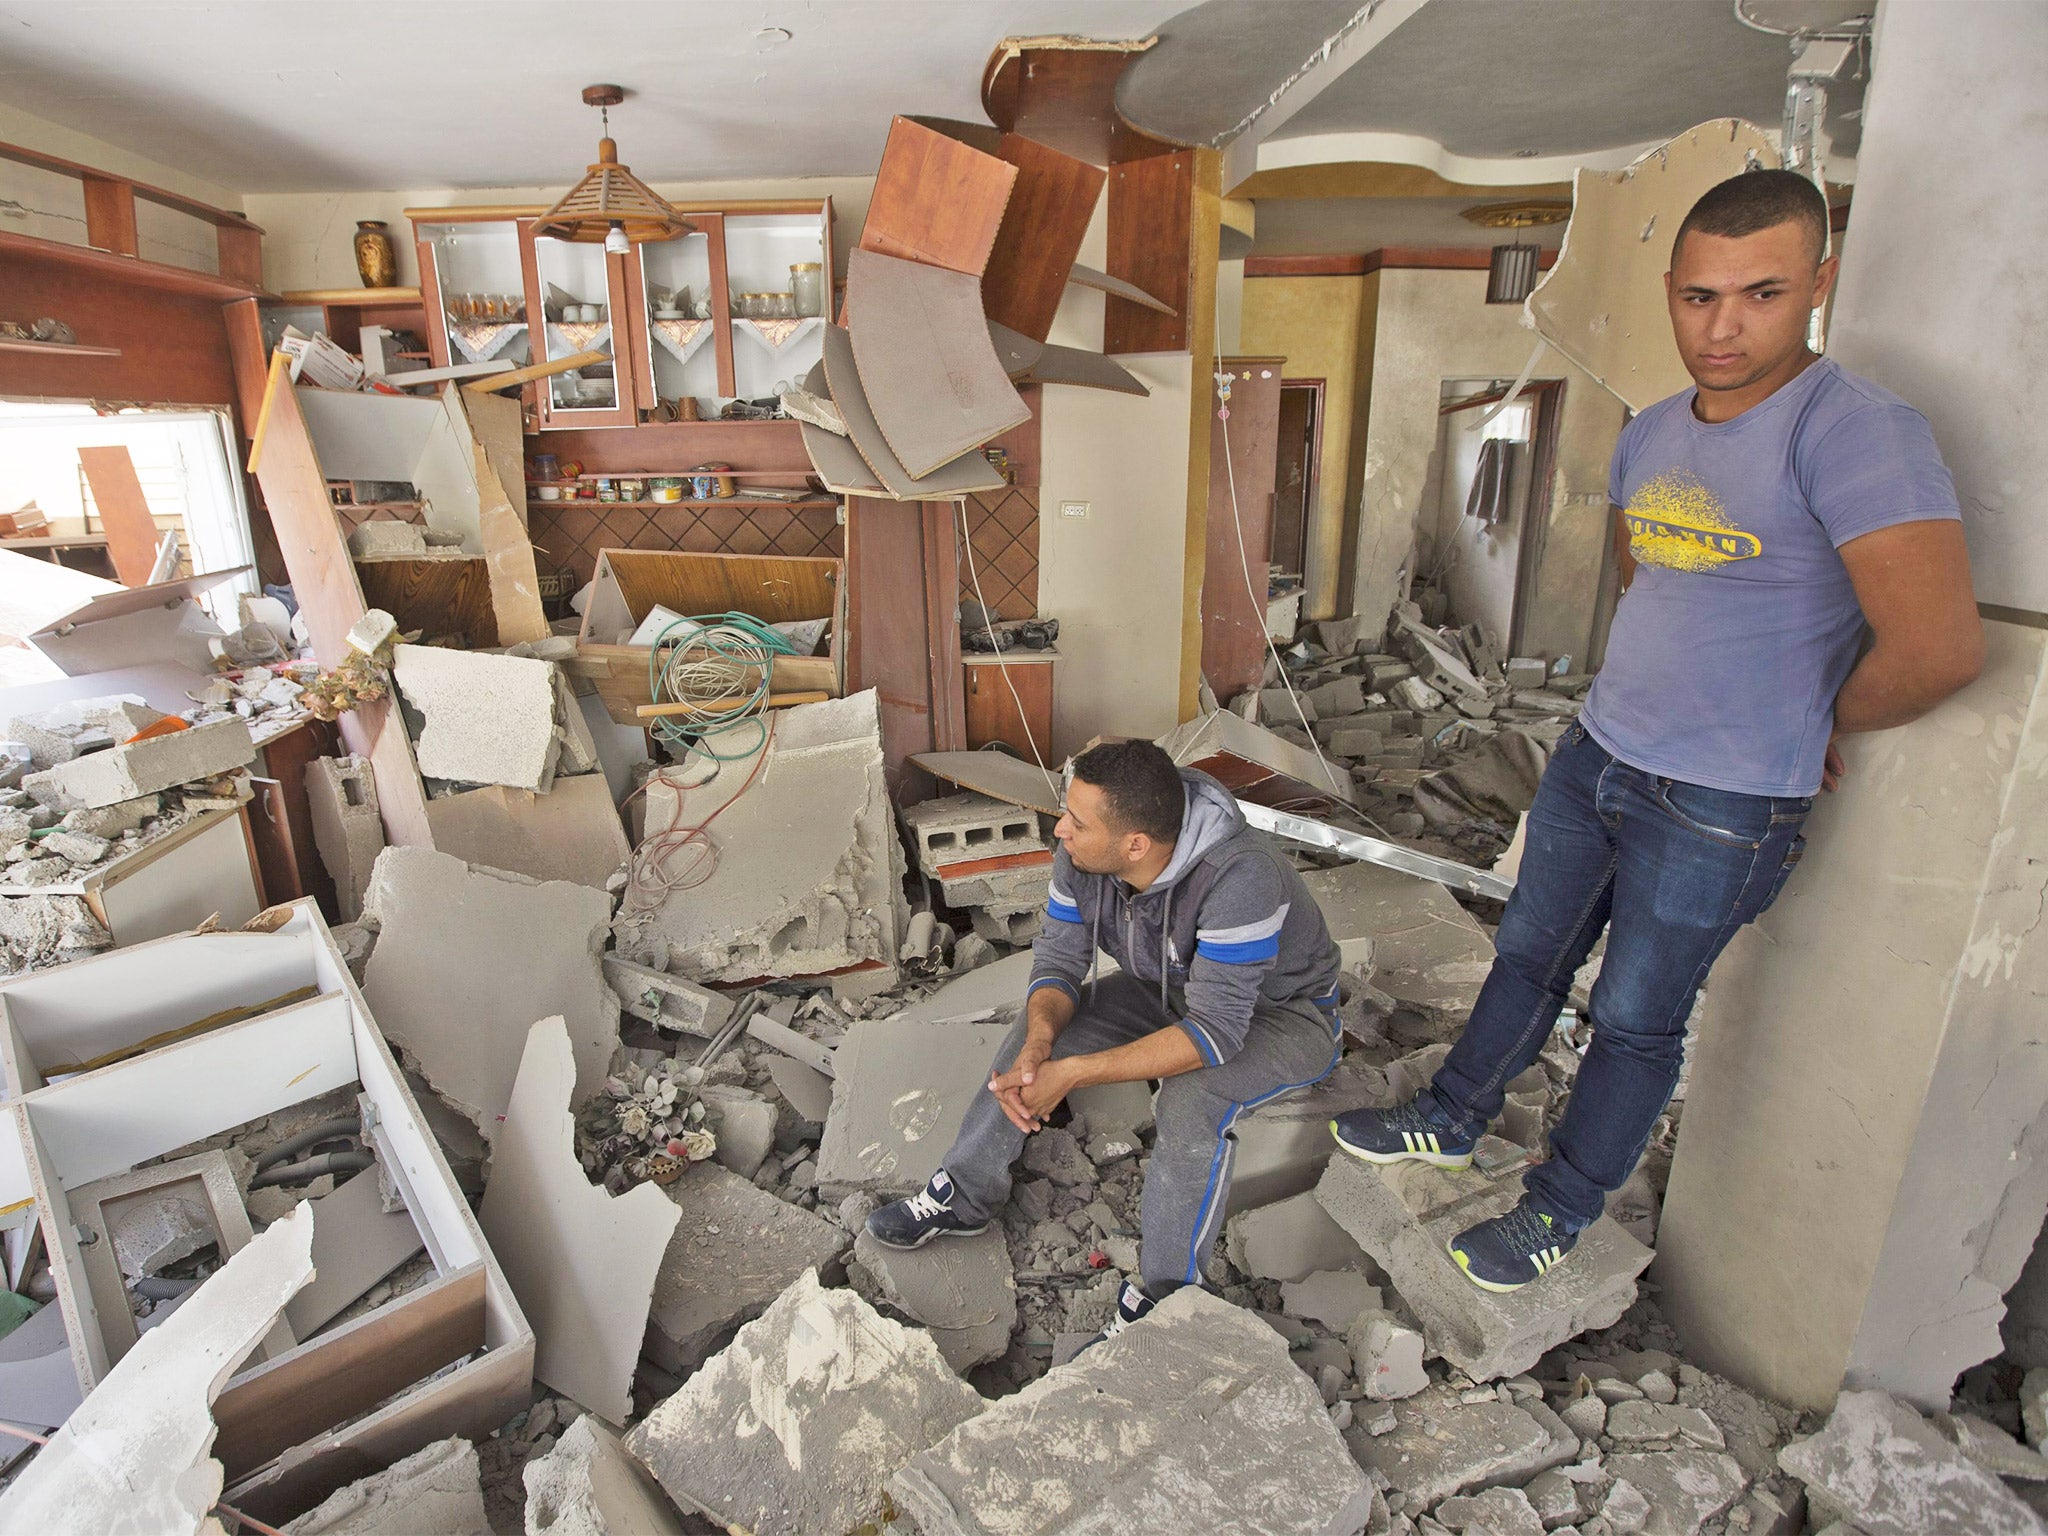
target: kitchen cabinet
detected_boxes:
[409,200,831,433]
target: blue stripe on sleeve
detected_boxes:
[1177,1018,1222,1067]
[1027,975,1079,1001]
[1045,897,1082,924]
[1195,933,1281,964]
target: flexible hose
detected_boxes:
[247,1150,374,1189]
[252,1116,360,1172]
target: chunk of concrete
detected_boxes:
[393,643,561,790]
[480,1019,679,1425]
[816,1012,1011,1197]
[523,1414,684,1536]
[767,1057,834,1125]
[348,520,430,558]
[23,715,255,812]
[615,691,904,984]
[1315,1152,1651,1382]
[892,1286,1375,1536]
[1229,1055,1393,1215]
[0,1206,312,1536]
[362,846,619,1135]
[853,1225,1017,1373]
[601,953,735,1038]
[1603,1450,1748,1536]
[1348,1309,1428,1400]
[1343,1381,1564,1506]
[1777,1389,2041,1536]
[1068,1078,1155,1140]
[1302,863,1496,1032]
[305,754,384,922]
[644,1162,848,1377]
[1434,1486,1545,1536]
[1607,1399,1726,1449]
[1308,677,1368,718]
[626,1269,983,1536]
[703,1088,778,1180]
[1226,1189,1372,1283]
[8,696,164,769]
[1282,1269,1383,1332]
[281,1436,488,1535]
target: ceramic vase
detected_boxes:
[353,220,397,288]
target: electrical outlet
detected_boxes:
[1059,500,1090,519]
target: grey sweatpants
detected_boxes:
[941,972,1343,1295]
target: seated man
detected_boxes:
[867,739,1344,1339]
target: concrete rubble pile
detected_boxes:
[1234,602,1586,871]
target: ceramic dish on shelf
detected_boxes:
[536,485,563,501]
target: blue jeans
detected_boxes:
[1426,722,1810,1232]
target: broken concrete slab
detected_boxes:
[853,1225,1017,1373]
[816,1012,1011,1197]
[23,715,255,812]
[644,1161,847,1376]
[393,644,561,790]
[892,1286,1374,1536]
[1229,1054,1393,1215]
[703,1088,778,1180]
[602,954,735,1038]
[523,1414,684,1536]
[1343,1381,1566,1507]
[1068,1078,1154,1141]
[627,1268,983,1536]
[0,1205,312,1536]
[305,755,383,922]
[1602,1449,1749,1536]
[1316,1153,1652,1382]
[1226,1189,1372,1283]
[1434,1486,1546,1536]
[1302,863,1496,1033]
[767,1057,834,1125]
[1348,1308,1428,1401]
[362,846,619,1135]
[480,1018,679,1426]
[1777,1389,2042,1536]
[616,691,904,985]
[281,1436,489,1535]
[1282,1269,1384,1332]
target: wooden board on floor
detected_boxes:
[843,250,1029,479]
[75,445,160,585]
[858,116,1018,278]
[249,364,435,848]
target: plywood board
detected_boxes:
[981,133,1106,343]
[424,775,630,892]
[250,368,435,849]
[844,250,1030,478]
[354,555,499,647]
[986,322,1044,379]
[1067,262,1176,314]
[1526,119,1779,412]
[442,385,548,644]
[820,324,1008,499]
[858,115,1018,278]
[910,750,1063,816]
[74,445,159,586]
[1018,341,1149,396]
[478,1020,677,1425]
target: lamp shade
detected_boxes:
[534,135,694,245]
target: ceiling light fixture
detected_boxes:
[1486,244,1541,305]
[535,85,693,250]
[1461,200,1572,230]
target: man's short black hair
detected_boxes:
[1070,739,1185,843]
[1674,169,1829,267]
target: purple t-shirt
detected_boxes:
[1582,358,1961,797]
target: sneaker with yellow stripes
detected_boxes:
[1328,1097,1478,1170]
[1447,1198,1579,1293]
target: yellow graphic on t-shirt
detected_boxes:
[1624,469,1763,573]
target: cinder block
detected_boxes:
[900,792,1044,876]
[305,755,384,923]
[1307,677,1368,718]
[23,717,255,811]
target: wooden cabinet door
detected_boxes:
[963,659,1054,759]
[521,221,638,430]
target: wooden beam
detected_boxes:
[0,228,267,301]
[221,297,268,436]
[1243,248,1560,278]
[1243,254,1371,278]
[80,176,138,256]
[75,445,160,585]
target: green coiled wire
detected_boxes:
[645,611,800,761]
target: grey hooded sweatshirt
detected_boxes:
[1027,768,1342,1065]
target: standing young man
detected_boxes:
[1332,169,1983,1291]
[866,739,1344,1340]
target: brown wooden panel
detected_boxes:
[980,44,1172,167]
[1105,152,1193,355]
[0,246,239,407]
[80,176,138,256]
[964,657,1054,757]
[354,557,501,648]
[222,297,268,437]
[535,419,813,473]
[846,497,936,796]
[249,715,342,919]
[981,134,1106,343]
[858,116,1018,278]
[1243,254,1372,278]
[1200,361,1285,700]
[923,502,967,754]
[600,546,838,625]
[0,228,259,300]
[75,445,160,585]
[216,225,265,290]
[213,1265,485,1479]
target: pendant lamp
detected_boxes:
[534,85,693,252]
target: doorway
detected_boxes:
[1272,380,1322,580]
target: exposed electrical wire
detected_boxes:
[621,712,780,915]
[644,611,799,761]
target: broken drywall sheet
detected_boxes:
[613,690,904,985]
[392,644,562,791]
[1526,119,1780,413]
[817,324,1008,500]
[1157,710,1356,809]
[280,1435,489,1536]
[0,1205,313,1536]
[424,775,630,892]
[283,1168,425,1339]
[480,1018,679,1426]
[626,1268,984,1536]
[524,1414,685,1536]
[362,846,619,1136]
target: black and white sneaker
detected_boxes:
[1077,1279,1157,1356]
[864,1169,989,1250]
